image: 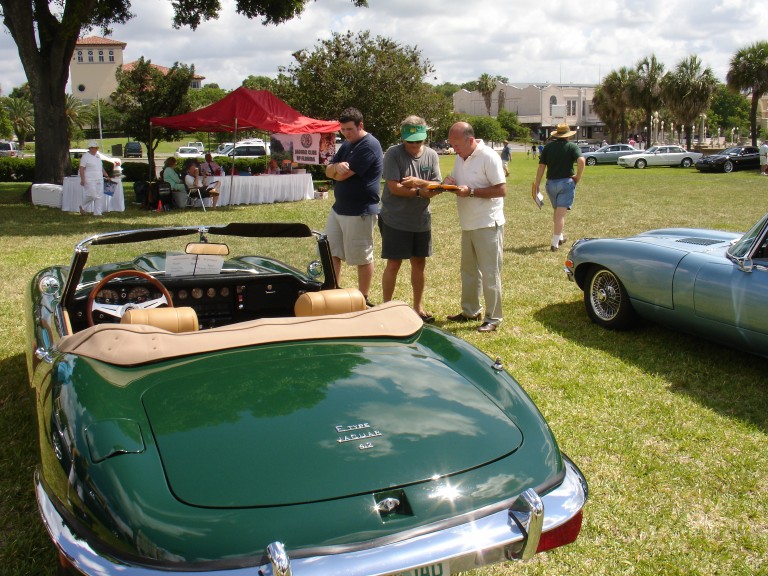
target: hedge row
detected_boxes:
[0,156,327,183]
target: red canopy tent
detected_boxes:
[150,87,339,134]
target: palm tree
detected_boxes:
[726,41,768,146]
[3,97,34,147]
[662,55,717,150]
[477,73,496,116]
[64,94,88,141]
[595,67,635,143]
[629,54,665,147]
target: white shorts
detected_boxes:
[325,209,377,266]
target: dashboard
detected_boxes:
[70,273,318,331]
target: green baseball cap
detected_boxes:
[401,124,428,142]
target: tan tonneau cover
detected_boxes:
[58,301,422,366]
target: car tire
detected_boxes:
[635,158,647,169]
[584,266,638,330]
[681,157,693,168]
[723,160,734,173]
[586,157,597,166]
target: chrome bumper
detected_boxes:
[37,457,587,576]
[564,265,575,281]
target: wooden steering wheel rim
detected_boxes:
[86,269,173,327]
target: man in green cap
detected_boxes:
[380,115,442,322]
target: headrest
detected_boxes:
[121,307,199,333]
[294,288,367,317]
[186,242,229,255]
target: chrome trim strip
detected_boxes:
[36,458,587,576]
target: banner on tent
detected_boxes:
[270,133,337,165]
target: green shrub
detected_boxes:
[121,162,153,182]
[0,157,36,181]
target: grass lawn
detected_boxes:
[1,155,766,575]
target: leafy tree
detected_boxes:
[242,75,276,91]
[463,115,506,144]
[661,55,716,150]
[477,73,496,116]
[497,109,525,140]
[87,98,124,133]
[274,30,435,149]
[726,41,768,145]
[706,83,750,139]
[188,83,229,110]
[111,58,195,178]
[3,96,33,145]
[0,0,368,184]
[433,82,460,99]
[418,86,456,142]
[8,82,32,102]
[629,54,665,146]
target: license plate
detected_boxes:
[391,562,450,576]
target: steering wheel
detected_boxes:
[87,270,173,327]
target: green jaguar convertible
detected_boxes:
[26,223,587,576]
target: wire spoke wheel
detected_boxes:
[584,266,637,329]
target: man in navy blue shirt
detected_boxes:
[325,108,384,304]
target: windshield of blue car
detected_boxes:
[728,213,768,260]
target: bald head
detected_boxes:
[448,121,477,159]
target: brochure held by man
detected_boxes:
[531,182,544,209]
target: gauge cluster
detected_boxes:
[75,274,307,331]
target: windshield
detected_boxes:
[728,213,768,259]
[69,225,327,291]
[645,147,659,153]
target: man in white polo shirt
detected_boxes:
[78,140,108,216]
[444,121,507,333]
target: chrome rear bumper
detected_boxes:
[37,457,587,576]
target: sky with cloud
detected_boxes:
[0,0,765,94]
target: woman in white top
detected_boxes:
[184,161,220,208]
[78,140,108,216]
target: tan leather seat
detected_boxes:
[294,288,367,317]
[121,307,199,332]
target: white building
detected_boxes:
[70,36,205,104]
[453,80,605,142]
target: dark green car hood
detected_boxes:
[142,343,523,508]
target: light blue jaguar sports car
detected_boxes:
[564,212,768,357]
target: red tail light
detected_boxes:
[537,509,583,552]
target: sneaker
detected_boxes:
[558,236,568,246]
[365,297,375,308]
[550,245,559,252]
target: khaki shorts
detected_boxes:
[325,209,377,266]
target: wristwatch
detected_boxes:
[469,188,475,197]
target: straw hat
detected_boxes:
[551,124,576,139]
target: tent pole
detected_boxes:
[230,118,237,186]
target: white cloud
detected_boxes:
[1,0,767,94]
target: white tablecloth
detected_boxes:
[217,174,313,206]
[62,176,125,213]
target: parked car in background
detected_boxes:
[69,148,122,175]
[0,140,22,157]
[694,146,760,173]
[216,142,233,154]
[564,210,768,357]
[583,144,638,166]
[188,141,205,153]
[617,145,702,169]
[577,143,598,153]
[26,223,588,576]
[174,146,202,159]
[215,142,268,159]
[123,141,143,158]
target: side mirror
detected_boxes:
[739,257,754,273]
